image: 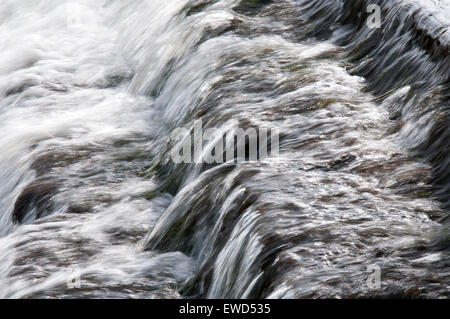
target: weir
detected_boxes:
[0,0,448,299]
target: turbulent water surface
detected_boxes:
[0,0,449,298]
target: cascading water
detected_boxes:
[0,0,448,298]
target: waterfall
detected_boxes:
[0,0,448,298]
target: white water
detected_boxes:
[0,0,448,298]
[0,0,198,298]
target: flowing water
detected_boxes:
[0,0,449,298]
